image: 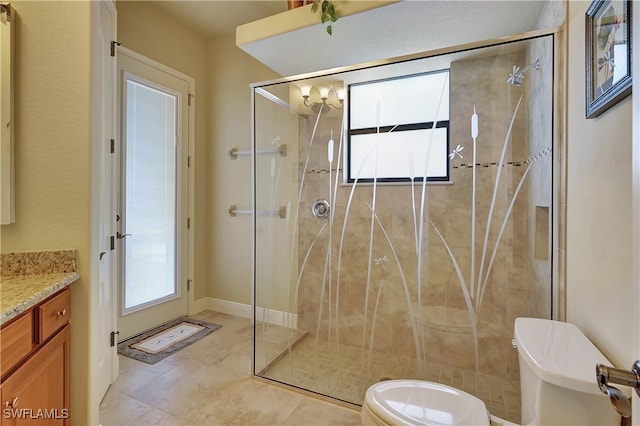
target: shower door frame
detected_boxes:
[250,26,567,407]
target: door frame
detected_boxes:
[632,0,639,422]
[115,46,196,338]
[90,0,118,403]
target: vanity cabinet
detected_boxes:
[0,288,71,425]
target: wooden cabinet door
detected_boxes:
[0,313,34,379]
[1,325,70,426]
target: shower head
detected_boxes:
[507,59,540,86]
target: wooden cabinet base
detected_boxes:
[1,325,70,425]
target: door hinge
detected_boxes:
[110,330,120,347]
[187,218,191,229]
[110,236,115,250]
[188,156,191,167]
[110,139,115,154]
[187,279,192,291]
[1,4,12,22]
[188,93,193,106]
[110,41,121,57]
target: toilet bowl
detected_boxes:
[360,380,490,426]
[361,318,623,426]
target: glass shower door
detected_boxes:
[253,33,557,424]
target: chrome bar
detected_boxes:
[228,205,286,219]
[596,363,640,391]
[595,360,640,418]
[229,144,287,159]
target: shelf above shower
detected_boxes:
[236,1,546,76]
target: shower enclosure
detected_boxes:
[252,31,560,424]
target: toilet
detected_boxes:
[361,317,622,426]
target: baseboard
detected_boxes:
[192,297,298,329]
[192,297,250,318]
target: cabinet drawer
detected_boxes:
[38,288,70,343]
[0,313,34,378]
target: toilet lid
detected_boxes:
[364,380,490,426]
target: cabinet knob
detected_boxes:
[4,396,19,408]
[57,309,67,317]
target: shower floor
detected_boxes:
[258,334,521,423]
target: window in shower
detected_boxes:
[347,70,450,183]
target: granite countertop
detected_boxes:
[0,249,79,326]
[0,272,79,325]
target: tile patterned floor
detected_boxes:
[99,311,361,426]
[260,334,521,423]
[101,310,521,425]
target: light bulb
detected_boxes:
[336,88,345,101]
[299,85,311,98]
[319,87,330,100]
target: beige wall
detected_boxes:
[207,33,279,304]
[0,2,93,424]
[116,1,209,300]
[566,1,633,367]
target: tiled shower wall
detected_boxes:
[295,49,552,383]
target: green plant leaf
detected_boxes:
[329,4,337,22]
[310,0,336,36]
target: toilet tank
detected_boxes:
[513,318,622,426]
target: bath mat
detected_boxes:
[117,317,221,364]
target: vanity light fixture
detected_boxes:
[300,85,344,110]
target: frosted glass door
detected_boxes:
[122,77,177,312]
[117,47,190,340]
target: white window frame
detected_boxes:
[346,70,450,184]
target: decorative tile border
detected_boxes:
[0,249,76,277]
[453,147,552,169]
